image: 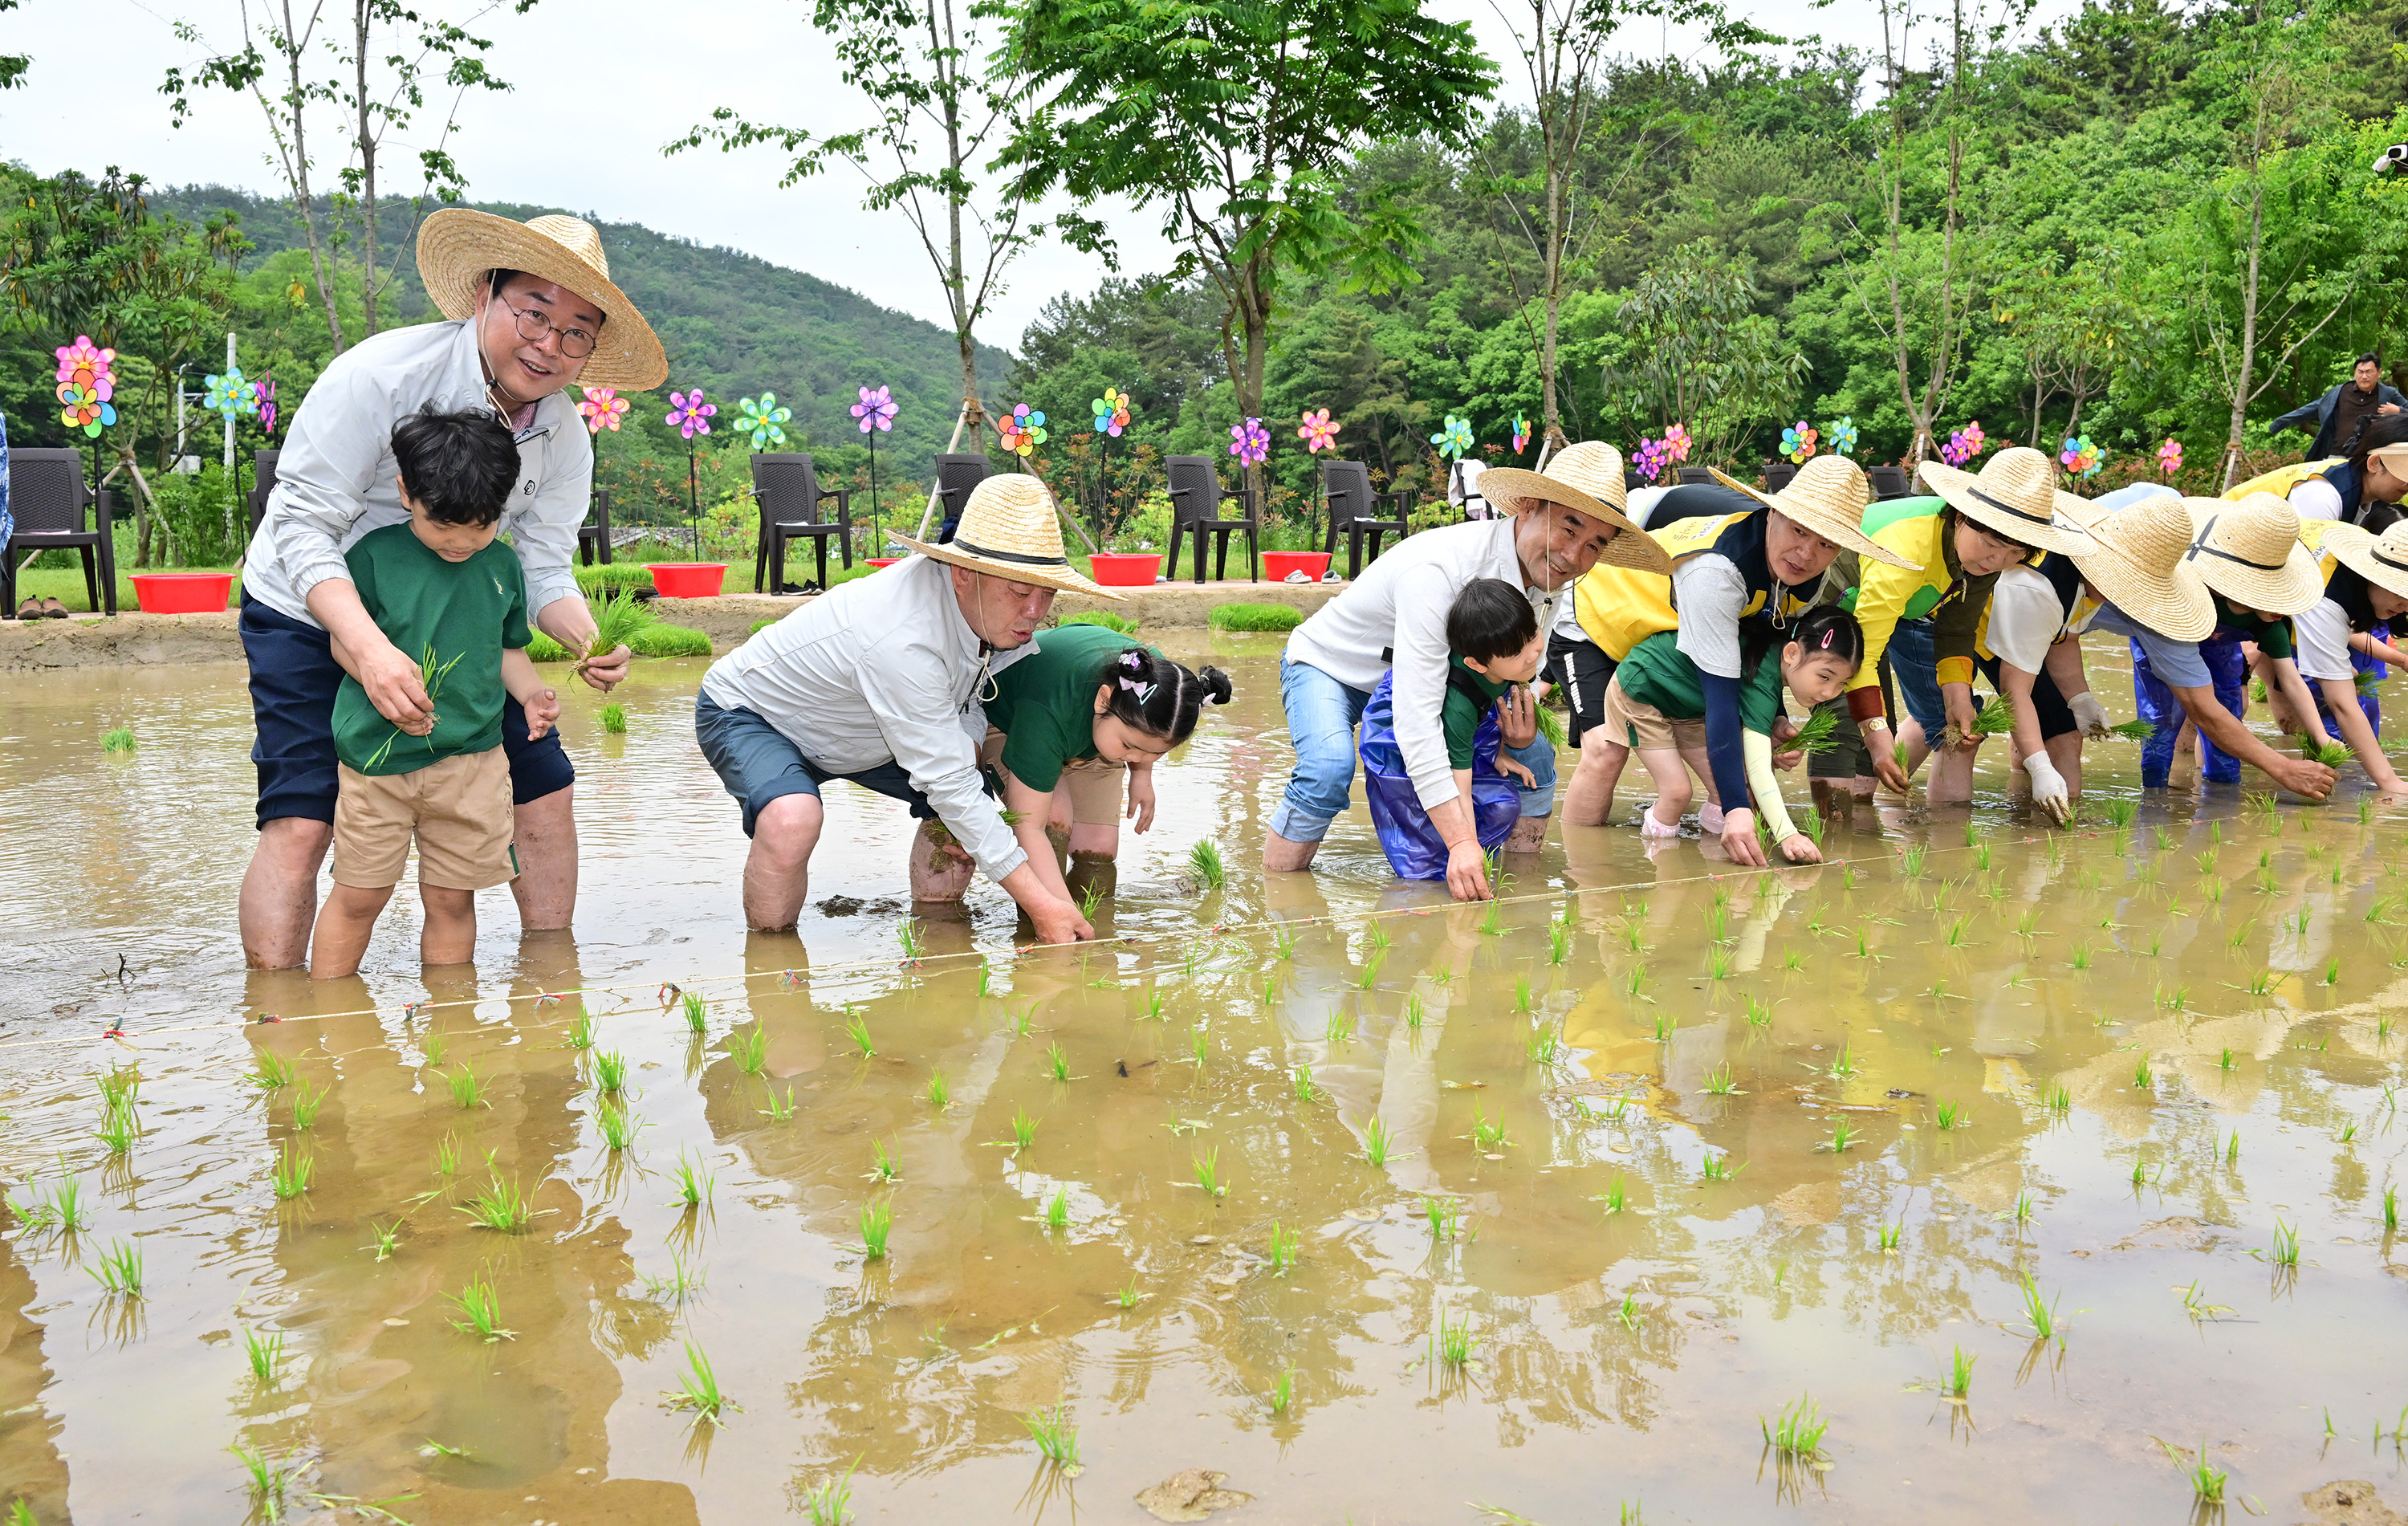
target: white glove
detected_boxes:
[2068,691,2111,739]
[2024,751,2072,825]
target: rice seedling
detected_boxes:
[668,1339,740,1426]
[445,1062,486,1111]
[870,1139,901,1181]
[2068,941,2093,972]
[1471,1110,1507,1152]
[2383,1186,2398,1231]
[94,1097,138,1154]
[2132,1056,2154,1090]
[96,1066,140,1110]
[798,1458,860,1526]
[1193,1148,1226,1197]
[1324,1011,1356,1046]
[2020,1272,2062,1341]
[433,1136,461,1175]
[2154,824,2177,849]
[2013,909,2040,939]
[1269,1367,1296,1416]
[1877,1220,1903,1252]
[843,1010,874,1058]
[1625,966,1651,1000]
[756,1081,798,1122]
[2341,1121,2360,1144]
[1827,1120,1857,1153]
[1423,1195,1466,1239]
[242,1325,285,1383]
[1364,1115,1401,1166]
[1548,922,1570,965]
[599,700,628,735]
[2382,1015,2400,1044]
[1784,949,1808,972]
[597,1103,641,1151]
[1975,842,1992,872]
[1044,1044,1070,1082]
[365,1220,400,1261]
[2271,1219,2300,1267]
[681,989,708,1036]
[2046,1081,2072,1113]
[1271,924,1296,960]
[1705,1064,1738,1096]
[1760,1394,1829,1460]
[251,1052,295,1091]
[2011,1190,2035,1224]
[1291,1065,1319,1101]
[1706,944,1735,980]
[1023,1404,1079,1467]
[1599,1176,1628,1215]
[1188,839,1226,890]
[1479,898,1507,937]
[462,1174,538,1232]
[860,1198,894,1258]
[1405,991,1426,1028]
[1527,1024,1564,1067]
[421,1032,449,1068]
[1946,915,1971,948]
[730,1026,769,1076]
[566,1006,596,1049]
[271,1149,315,1199]
[1616,1290,1641,1331]
[1115,1277,1146,1309]
[594,1049,630,1095]
[1934,1100,1969,1130]
[1828,1043,1860,1079]
[2130,1156,2152,1188]
[2227,1131,2242,1165]
[1434,1308,1478,1368]
[2299,731,2353,767]
[1353,954,1385,993]
[1621,920,1647,954]
[445,1273,515,1341]
[1943,1345,1976,1399]
[1267,1220,1300,1275]
[2174,1439,2227,1506]
[925,1068,951,1109]
[229,1443,299,1519]
[669,1153,716,1211]
[87,1239,141,1296]
[1039,1184,1072,1231]
[1902,844,1929,877]
[1700,1152,1740,1182]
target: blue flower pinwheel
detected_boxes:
[1827,417,1859,457]
[1432,415,1474,459]
[205,366,259,421]
[736,393,792,450]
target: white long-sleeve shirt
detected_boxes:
[1285,519,1557,811]
[699,554,1030,883]
[242,319,592,628]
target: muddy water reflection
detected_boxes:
[2,637,2406,1522]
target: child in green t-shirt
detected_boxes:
[309,407,560,979]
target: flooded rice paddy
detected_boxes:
[2,633,2406,1524]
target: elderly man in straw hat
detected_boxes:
[235,210,668,968]
[695,476,1113,942]
[1267,441,1666,901]
[1564,454,1917,865]
[2072,487,2337,800]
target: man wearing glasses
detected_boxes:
[237,211,669,969]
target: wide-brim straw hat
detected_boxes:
[1477,442,1672,574]
[1706,455,1918,568]
[2181,492,2324,616]
[417,210,668,389]
[2318,519,2408,603]
[2066,489,2215,640]
[1914,446,2099,557]
[890,474,1126,600]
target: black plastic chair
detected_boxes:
[752,454,852,593]
[1676,466,1715,486]
[1163,455,1259,584]
[1319,459,1410,579]
[246,448,281,547]
[1760,460,1797,494]
[4,448,116,615]
[932,453,991,544]
[578,486,613,568]
[1869,463,1912,499]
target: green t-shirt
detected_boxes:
[332,523,531,775]
[2211,593,2292,660]
[1442,653,1511,770]
[985,622,1156,791]
[1616,630,1784,735]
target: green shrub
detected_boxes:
[1059,609,1140,635]
[750,617,782,634]
[575,564,655,600]
[630,623,713,657]
[527,633,573,662]
[1209,601,1304,633]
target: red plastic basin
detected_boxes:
[645,563,727,598]
[1088,551,1161,587]
[1262,551,1332,584]
[130,573,234,614]
[865,557,901,569]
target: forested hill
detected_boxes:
[149,185,1011,478]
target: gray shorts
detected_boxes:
[694,692,937,837]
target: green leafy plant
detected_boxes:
[1023,1403,1080,1467]
[600,701,628,734]
[270,1148,314,1200]
[101,724,136,753]
[87,1239,142,1296]
[461,1174,538,1232]
[446,1272,515,1342]
[667,1338,740,1426]
[1207,600,1304,632]
[1188,838,1226,889]
[731,1026,769,1075]
[861,1199,893,1259]
[1760,1394,1829,1460]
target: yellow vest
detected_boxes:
[2224,459,2345,501]
[1573,511,1816,661]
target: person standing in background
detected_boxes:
[2271,353,2405,462]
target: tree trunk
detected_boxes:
[1539,143,1567,456]
[354,0,380,337]
[279,2,347,354]
[2223,180,2265,493]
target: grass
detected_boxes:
[861,1200,893,1259]
[1943,1345,1976,1399]
[681,989,708,1035]
[671,1152,716,1211]
[243,1326,285,1383]
[668,1339,741,1426]
[101,724,136,753]
[270,1149,315,1200]
[1045,1044,1071,1082]
[926,1068,950,1109]
[461,1174,538,1232]
[251,1052,295,1091]
[1011,1107,1039,1153]
[87,1239,141,1296]
[1934,1100,1969,1130]
[1434,1308,1478,1367]
[445,1273,515,1341]
[2020,1272,2062,1341]
[600,701,628,734]
[1364,1115,1399,1166]
[445,1062,487,1111]
[1188,838,1226,889]
[798,1459,860,1526]
[2271,1219,2300,1266]
[1760,1394,1829,1460]
[731,1027,769,1076]
[597,1104,642,1151]
[596,1050,629,1093]
[1193,1148,1226,1197]
[1023,1404,1080,1467]
[1208,600,1304,632]
[1267,1220,1300,1275]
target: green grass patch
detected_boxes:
[528,621,712,661]
[1059,608,1140,635]
[1208,601,1304,632]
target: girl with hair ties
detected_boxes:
[980,623,1234,901]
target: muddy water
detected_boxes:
[2,633,2405,1524]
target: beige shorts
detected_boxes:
[332,750,519,892]
[1601,676,1707,753]
[978,729,1127,826]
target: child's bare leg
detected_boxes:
[1931,738,1980,805]
[1637,747,1690,836]
[310,883,394,980]
[1676,744,1723,831]
[1564,741,1629,826]
[420,885,478,966]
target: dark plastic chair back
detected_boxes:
[8,449,91,533]
[1165,456,1231,525]
[753,453,828,527]
[1761,460,1797,494]
[934,454,992,542]
[1320,459,1378,527]
[1676,466,1714,486]
[1869,463,1912,500]
[248,449,282,541]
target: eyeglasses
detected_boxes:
[495,298,599,359]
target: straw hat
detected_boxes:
[2181,492,2324,616]
[2068,490,2214,640]
[417,210,668,389]
[2316,519,2408,603]
[1706,455,1918,569]
[1914,446,2098,556]
[1474,442,1671,573]
[890,474,1126,600]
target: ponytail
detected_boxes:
[1099,645,1234,745]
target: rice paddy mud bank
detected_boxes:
[7,644,2408,1524]
[0,582,1342,669]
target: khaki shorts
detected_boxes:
[1601,676,1707,753]
[332,750,519,892]
[978,729,1127,826]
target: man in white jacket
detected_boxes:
[236,212,667,968]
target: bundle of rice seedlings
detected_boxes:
[1060,610,1140,635]
[365,645,466,769]
[579,597,660,679]
[1968,695,2013,736]
[1209,601,1304,633]
[1786,704,1841,756]
[2107,718,2157,741]
[2298,732,2352,767]
[101,725,136,754]
[1531,694,1568,749]
[600,702,628,735]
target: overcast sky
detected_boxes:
[4,0,2079,352]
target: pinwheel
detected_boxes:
[2060,434,2101,479]
[1511,416,1531,454]
[54,336,112,389]
[577,385,630,435]
[1092,386,1133,437]
[851,384,897,434]
[999,403,1047,457]
[1298,408,1341,454]
[1781,421,1819,464]
[56,377,113,436]
[735,393,792,449]
[1432,414,1474,460]
[665,388,716,439]
[1824,417,1857,457]
[2157,437,2183,478]
[1230,417,1271,466]
[1662,422,1693,462]
[1634,437,1670,483]
[53,337,116,437]
[1939,419,1988,467]
[205,365,259,421]
[254,376,277,435]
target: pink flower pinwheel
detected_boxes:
[1511,416,1531,453]
[1297,408,1341,454]
[852,385,898,433]
[1662,422,1692,462]
[1230,417,1271,466]
[665,388,716,439]
[2157,438,2183,478]
[579,385,630,434]
[254,376,278,435]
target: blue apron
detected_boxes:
[1359,669,1519,880]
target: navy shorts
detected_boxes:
[694,691,944,837]
[241,592,575,831]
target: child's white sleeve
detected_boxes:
[1743,729,1801,844]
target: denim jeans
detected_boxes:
[2133,636,2247,787]
[1273,657,1556,842]
[1886,617,1946,739]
